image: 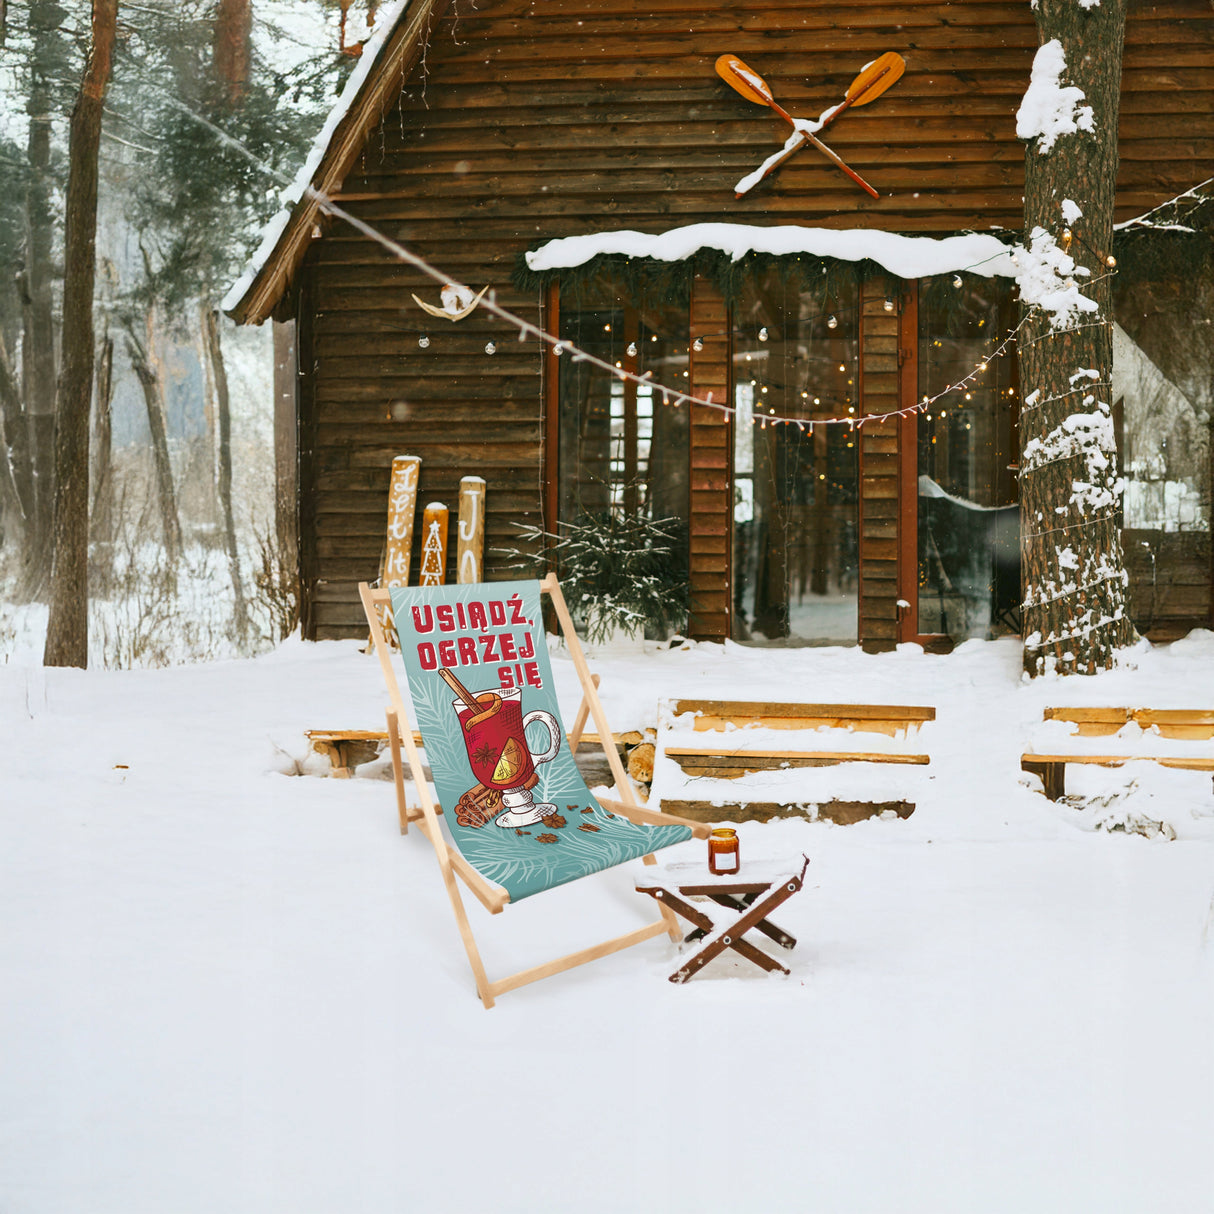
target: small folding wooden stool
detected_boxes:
[635,856,810,983]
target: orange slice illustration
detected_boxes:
[491,737,524,785]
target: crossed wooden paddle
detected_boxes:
[717,52,905,199]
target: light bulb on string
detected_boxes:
[883,298,895,312]
[626,341,638,357]
[692,338,703,352]
[759,327,768,342]
[485,341,496,355]
[827,314,838,329]
[952,275,963,289]
[418,335,430,348]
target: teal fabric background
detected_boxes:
[390,580,690,901]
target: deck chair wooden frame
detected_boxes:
[360,574,708,1008]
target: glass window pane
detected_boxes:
[731,268,860,645]
[556,277,691,635]
[917,277,1020,641]
[1113,235,1213,634]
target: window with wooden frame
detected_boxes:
[553,277,691,616]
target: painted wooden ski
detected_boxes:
[456,476,486,584]
[419,502,449,586]
[383,454,421,588]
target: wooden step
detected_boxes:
[1044,707,1214,739]
[662,799,915,825]
[666,748,930,779]
[668,700,935,737]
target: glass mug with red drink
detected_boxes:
[442,669,561,829]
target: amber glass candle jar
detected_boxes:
[708,827,740,875]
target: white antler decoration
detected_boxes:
[411,283,490,321]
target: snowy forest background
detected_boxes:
[0,0,375,666]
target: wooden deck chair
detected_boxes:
[360,574,709,1008]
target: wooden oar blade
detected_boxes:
[715,53,775,107]
[845,52,906,106]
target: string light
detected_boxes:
[626,341,638,357]
[758,327,769,341]
[417,335,430,348]
[826,314,838,329]
[265,177,1056,433]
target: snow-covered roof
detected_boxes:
[223,0,433,325]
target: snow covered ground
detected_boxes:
[3,631,1214,1213]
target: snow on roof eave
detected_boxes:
[524,224,1022,281]
[221,0,424,324]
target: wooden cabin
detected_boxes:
[226,0,1214,647]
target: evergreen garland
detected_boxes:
[513,247,883,311]
[513,232,1027,322]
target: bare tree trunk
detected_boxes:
[194,305,219,525]
[0,343,24,550]
[126,322,182,567]
[90,332,114,543]
[0,334,31,546]
[213,0,251,106]
[202,308,249,644]
[44,0,117,668]
[1018,0,1136,676]
[21,50,57,597]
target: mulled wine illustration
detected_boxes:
[439,668,562,829]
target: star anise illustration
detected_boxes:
[472,743,496,767]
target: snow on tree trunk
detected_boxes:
[1016,0,1136,677]
[44,0,117,669]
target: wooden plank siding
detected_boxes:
[858,276,904,651]
[688,277,732,640]
[272,0,1212,637]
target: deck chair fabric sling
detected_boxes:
[360,574,708,1008]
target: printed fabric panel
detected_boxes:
[390,580,691,901]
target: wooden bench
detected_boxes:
[658,700,934,824]
[304,729,419,778]
[1021,707,1214,801]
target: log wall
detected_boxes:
[292,0,1213,637]
[857,275,905,652]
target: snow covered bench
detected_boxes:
[655,700,934,824]
[1021,707,1214,801]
